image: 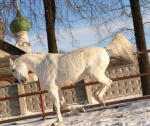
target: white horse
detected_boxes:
[9,34,137,126]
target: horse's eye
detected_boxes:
[12,69,15,72]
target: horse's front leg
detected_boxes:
[48,86,62,126]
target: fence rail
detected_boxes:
[0,49,149,124]
[0,72,150,102]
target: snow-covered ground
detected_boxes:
[1,98,150,126]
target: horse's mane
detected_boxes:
[31,52,46,55]
[15,52,47,63]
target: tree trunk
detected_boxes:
[129,0,150,95]
[0,17,4,40]
[43,0,58,53]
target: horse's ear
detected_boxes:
[9,58,13,66]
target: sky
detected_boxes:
[28,3,150,53]
[28,20,132,53]
[28,25,109,53]
[5,0,150,53]
[28,18,150,53]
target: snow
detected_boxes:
[1,98,150,126]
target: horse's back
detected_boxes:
[58,46,108,68]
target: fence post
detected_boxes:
[17,84,27,115]
[84,76,93,104]
[39,81,46,120]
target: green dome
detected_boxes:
[10,10,31,33]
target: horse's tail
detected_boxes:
[105,34,138,65]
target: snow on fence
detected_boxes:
[0,50,150,124]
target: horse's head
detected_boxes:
[9,58,29,84]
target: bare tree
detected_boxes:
[1,0,150,49]
[0,0,16,40]
[0,17,4,40]
[129,0,150,95]
[43,0,57,53]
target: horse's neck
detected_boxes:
[20,53,46,74]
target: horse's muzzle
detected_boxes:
[20,77,29,84]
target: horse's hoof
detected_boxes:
[78,107,85,112]
[51,121,62,126]
[100,98,105,107]
[98,98,105,107]
[94,95,105,107]
[68,106,85,113]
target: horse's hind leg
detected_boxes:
[93,84,106,105]
[89,71,112,106]
[94,77,112,106]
